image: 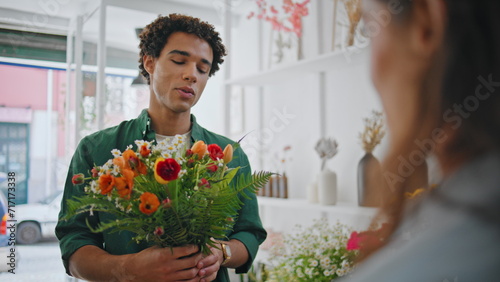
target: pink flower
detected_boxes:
[161,198,172,209]
[347,232,360,250]
[154,226,164,236]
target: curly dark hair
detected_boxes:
[138,14,227,84]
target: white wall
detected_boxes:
[224,0,388,205]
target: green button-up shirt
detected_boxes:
[56,109,266,281]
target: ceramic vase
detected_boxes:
[357,152,382,207]
[318,169,337,205]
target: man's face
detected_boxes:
[144,32,213,115]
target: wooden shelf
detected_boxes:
[225,46,370,86]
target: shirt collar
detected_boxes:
[138,109,203,142]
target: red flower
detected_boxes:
[91,167,99,178]
[200,178,210,188]
[72,173,85,185]
[207,144,224,161]
[207,163,218,173]
[185,149,194,158]
[154,158,181,184]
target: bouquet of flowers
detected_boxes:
[267,219,357,281]
[64,136,272,254]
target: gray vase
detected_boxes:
[357,153,382,207]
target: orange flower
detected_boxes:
[223,144,233,164]
[115,169,134,199]
[99,174,115,195]
[113,156,127,170]
[139,192,160,215]
[139,144,151,157]
[114,150,147,176]
[191,140,207,159]
[124,149,147,176]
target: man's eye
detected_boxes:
[198,68,208,74]
[171,60,184,65]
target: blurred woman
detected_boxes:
[343,0,500,281]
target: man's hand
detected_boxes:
[197,244,224,282]
[120,245,204,281]
[69,244,204,282]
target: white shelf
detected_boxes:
[257,196,376,216]
[225,46,370,86]
[256,196,377,232]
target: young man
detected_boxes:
[56,14,266,282]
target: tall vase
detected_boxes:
[318,169,337,205]
[357,152,382,207]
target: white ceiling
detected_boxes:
[0,0,244,53]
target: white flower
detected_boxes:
[304,268,313,277]
[111,149,121,157]
[90,181,99,194]
[296,268,304,278]
[309,259,318,267]
[161,152,172,159]
[323,270,332,277]
[336,269,345,277]
[320,257,331,268]
[175,157,185,165]
[111,166,120,176]
[341,259,350,269]
[125,145,132,151]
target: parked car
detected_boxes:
[15,191,62,244]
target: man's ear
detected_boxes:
[409,0,447,58]
[143,55,155,76]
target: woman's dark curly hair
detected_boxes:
[138,14,227,84]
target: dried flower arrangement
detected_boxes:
[315,138,339,170]
[342,0,363,46]
[359,110,385,154]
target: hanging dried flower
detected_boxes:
[359,110,385,153]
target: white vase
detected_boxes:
[307,177,318,204]
[318,169,337,205]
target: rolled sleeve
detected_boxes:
[228,150,267,273]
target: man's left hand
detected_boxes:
[197,243,223,282]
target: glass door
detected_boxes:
[0,122,29,204]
